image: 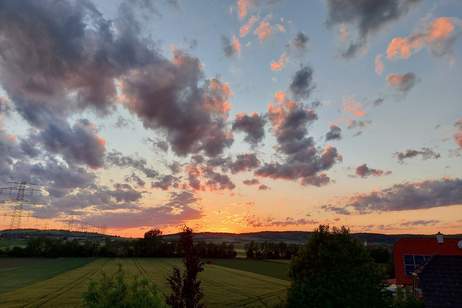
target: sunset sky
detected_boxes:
[0,0,461,237]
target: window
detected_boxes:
[403,255,431,276]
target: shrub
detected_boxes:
[82,264,166,308]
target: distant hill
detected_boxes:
[0,228,114,240]
[1,229,461,247]
[163,231,462,246]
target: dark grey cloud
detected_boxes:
[151,175,180,190]
[232,113,266,146]
[106,150,158,178]
[36,118,106,169]
[26,182,143,220]
[246,215,318,227]
[355,163,391,178]
[394,147,441,163]
[401,219,440,227]
[387,72,417,93]
[324,178,462,214]
[289,66,315,101]
[256,67,341,186]
[125,172,146,187]
[114,116,132,129]
[0,155,96,199]
[347,119,371,129]
[321,204,351,215]
[373,98,385,107]
[0,0,122,125]
[0,0,233,160]
[222,35,240,57]
[243,178,260,185]
[292,32,309,50]
[325,0,421,58]
[258,184,270,190]
[203,168,235,190]
[325,125,342,141]
[185,159,236,191]
[147,137,169,152]
[121,54,234,157]
[227,153,261,174]
[83,190,201,228]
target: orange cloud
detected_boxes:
[343,97,365,117]
[387,17,457,60]
[240,15,258,37]
[274,91,285,103]
[237,0,254,20]
[455,132,462,148]
[270,52,288,71]
[255,20,272,42]
[374,54,384,75]
[232,35,241,55]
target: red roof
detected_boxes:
[394,237,462,285]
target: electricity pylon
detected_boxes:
[0,181,44,230]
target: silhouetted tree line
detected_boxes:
[245,240,299,259]
[0,229,236,259]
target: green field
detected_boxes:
[0,258,94,294]
[0,258,290,307]
[206,258,290,281]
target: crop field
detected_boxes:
[0,258,290,307]
[206,258,290,281]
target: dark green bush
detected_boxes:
[82,264,166,308]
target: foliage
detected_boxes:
[392,287,424,308]
[167,226,205,308]
[368,245,394,278]
[287,225,390,308]
[3,232,236,258]
[245,240,299,259]
[82,264,166,308]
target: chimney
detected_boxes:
[436,232,444,244]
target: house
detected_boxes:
[393,233,462,285]
[417,255,462,308]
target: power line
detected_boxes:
[0,181,45,230]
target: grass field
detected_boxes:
[0,258,94,294]
[0,258,290,307]
[206,258,290,281]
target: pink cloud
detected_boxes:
[343,97,365,117]
[240,15,258,37]
[387,17,458,60]
[270,52,288,71]
[255,20,272,42]
[232,35,241,55]
[237,0,254,20]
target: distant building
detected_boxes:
[393,233,462,285]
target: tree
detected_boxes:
[287,225,389,308]
[144,229,162,240]
[167,226,204,308]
